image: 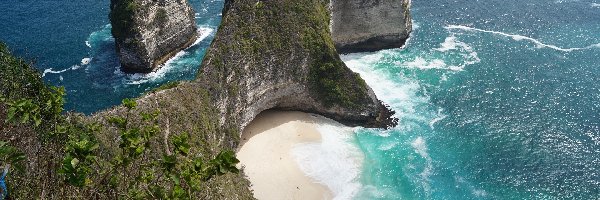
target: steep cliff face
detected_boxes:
[198,0,397,131]
[95,1,399,195]
[1,0,399,198]
[110,0,197,73]
[330,0,412,53]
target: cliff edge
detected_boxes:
[0,0,400,199]
[330,0,412,53]
[197,0,397,131]
[110,0,198,73]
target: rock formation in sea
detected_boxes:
[330,0,413,53]
[109,0,198,73]
[198,0,398,131]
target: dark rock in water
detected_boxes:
[109,0,198,73]
[330,0,412,53]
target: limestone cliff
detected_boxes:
[1,0,398,199]
[92,0,396,197]
[198,0,398,131]
[110,0,198,73]
[330,0,412,53]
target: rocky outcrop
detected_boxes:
[330,0,412,53]
[0,0,399,198]
[197,0,398,131]
[110,0,198,73]
[88,0,396,197]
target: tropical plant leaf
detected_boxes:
[71,157,80,168]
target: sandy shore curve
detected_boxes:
[237,110,334,200]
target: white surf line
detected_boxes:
[190,26,214,46]
[292,122,363,200]
[42,68,71,77]
[446,25,600,52]
[42,58,91,77]
[126,26,215,85]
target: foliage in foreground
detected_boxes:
[0,141,26,173]
[0,42,244,199]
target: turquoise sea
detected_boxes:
[1,0,599,199]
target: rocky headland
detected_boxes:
[0,0,410,198]
[197,0,398,132]
[110,0,198,73]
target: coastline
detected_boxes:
[236,111,334,200]
[237,110,365,200]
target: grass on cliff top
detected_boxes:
[1,42,71,198]
[1,43,52,104]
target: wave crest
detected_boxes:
[446,25,600,52]
[292,122,363,200]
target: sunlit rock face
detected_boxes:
[110,0,198,73]
[330,0,412,53]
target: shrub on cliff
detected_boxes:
[109,0,138,43]
[0,42,246,199]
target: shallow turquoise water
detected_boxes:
[344,0,600,199]
[1,0,599,199]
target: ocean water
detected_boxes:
[338,0,600,199]
[0,0,223,114]
[1,0,599,199]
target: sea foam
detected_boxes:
[434,35,470,52]
[446,25,600,52]
[292,121,364,200]
[342,52,438,135]
[342,50,454,198]
[394,34,480,71]
[126,26,214,85]
[42,64,85,77]
[81,57,92,65]
[411,136,433,195]
[343,52,423,111]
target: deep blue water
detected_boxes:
[1,0,599,199]
[0,0,223,114]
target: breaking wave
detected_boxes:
[126,26,214,85]
[446,25,600,52]
[292,121,364,200]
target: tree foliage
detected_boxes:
[0,141,26,173]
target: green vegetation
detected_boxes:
[100,98,240,198]
[147,81,181,94]
[298,1,370,108]
[1,0,392,197]
[58,123,100,187]
[201,0,371,109]
[5,98,42,126]
[1,43,66,136]
[154,8,168,25]
[3,86,65,128]
[0,141,26,172]
[110,0,138,43]
[1,43,250,198]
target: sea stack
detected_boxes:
[109,0,197,73]
[198,0,398,130]
[330,0,412,53]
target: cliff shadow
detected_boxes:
[239,109,322,147]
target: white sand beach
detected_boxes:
[236,111,334,200]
